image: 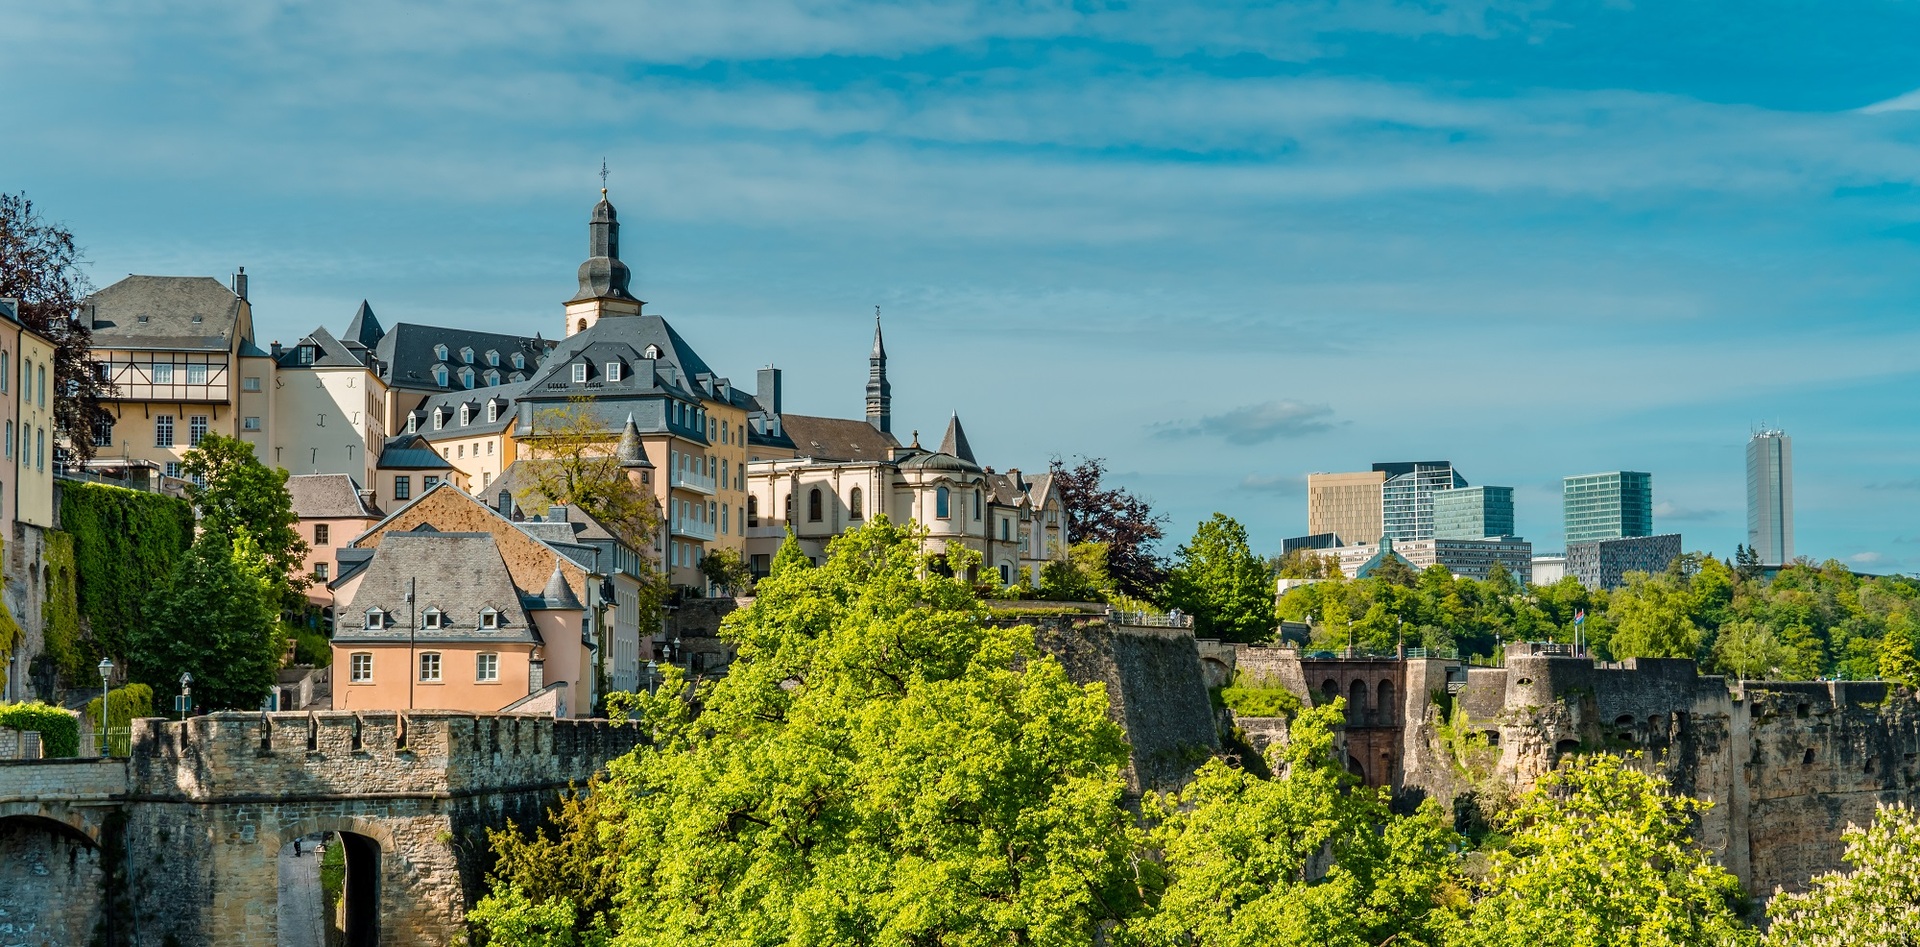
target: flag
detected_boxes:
[1574,609,1586,624]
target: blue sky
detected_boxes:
[8,1,1920,569]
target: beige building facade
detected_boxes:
[1307,469,1387,546]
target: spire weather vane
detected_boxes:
[600,158,609,194]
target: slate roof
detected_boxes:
[377,434,456,471]
[409,381,529,440]
[334,532,540,645]
[286,473,382,519]
[939,414,976,464]
[373,323,550,392]
[487,462,629,547]
[520,314,715,398]
[343,300,385,350]
[87,276,244,351]
[779,414,899,463]
[277,325,365,369]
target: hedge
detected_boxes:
[0,701,81,758]
[85,683,154,756]
[56,481,195,671]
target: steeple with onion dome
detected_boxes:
[564,166,644,337]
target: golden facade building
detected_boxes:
[1307,469,1386,546]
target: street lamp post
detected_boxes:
[96,657,114,758]
[646,660,658,696]
[177,672,193,721]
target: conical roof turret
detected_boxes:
[616,413,651,468]
[541,564,583,610]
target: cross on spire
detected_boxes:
[600,158,609,195]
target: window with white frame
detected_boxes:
[479,608,499,630]
[365,608,386,630]
[606,362,622,382]
[434,367,449,386]
[422,607,443,630]
[243,376,261,392]
[92,417,113,448]
[242,416,260,431]
[572,363,588,383]
[189,415,209,446]
[314,561,329,581]
[459,404,471,425]
[152,362,174,384]
[459,367,474,387]
[350,652,373,683]
[418,652,442,682]
[643,344,662,359]
[154,415,174,447]
[486,401,499,423]
[433,409,444,431]
[187,363,208,384]
[485,350,499,366]
[434,343,448,360]
[476,653,499,683]
[459,346,474,364]
[512,353,525,370]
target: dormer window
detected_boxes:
[459,404,471,425]
[434,344,449,360]
[422,607,444,630]
[484,369,500,386]
[512,353,525,370]
[459,367,474,388]
[433,409,444,431]
[297,345,315,365]
[572,363,588,384]
[434,366,449,387]
[459,346,474,364]
[479,608,500,630]
[406,414,418,434]
[364,608,386,630]
[485,350,499,366]
[606,362,622,383]
[486,401,499,423]
[643,344,662,359]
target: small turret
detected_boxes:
[866,309,891,434]
[616,413,651,468]
[542,564,583,610]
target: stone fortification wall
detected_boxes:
[1024,618,1219,795]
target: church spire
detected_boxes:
[565,176,643,337]
[866,307,891,434]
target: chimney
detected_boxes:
[231,267,248,301]
[357,488,375,509]
[549,505,568,523]
[757,366,782,416]
[270,340,282,358]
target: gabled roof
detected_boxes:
[335,532,538,644]
[377,433,455,471]
[779,414,899,463]
[286,473,382,519]
[518,313,719,402]
[410,381,529,440]
[278,325,364,369]
[87,276,244,351]
[373,323,550,392]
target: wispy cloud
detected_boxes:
[1850,551,1884,564]
[1154,401,1337,445]
[1860,88,1920,114]
[1653,500,1719,522]
[1240,472,1308,494]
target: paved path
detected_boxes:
[276,840,325,947]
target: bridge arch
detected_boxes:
[0,801,103,846]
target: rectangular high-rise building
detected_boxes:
[1747,430,1793,567]
[1378,461,1465,542]
[1307,470,1387,545]
[1563,471,1653,543]
[1433,485,1515,540]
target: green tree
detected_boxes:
[515,397,662,552]
[1038,541,1114,602]
[182,433,309,611]
[696,547,752,596]
[1605,573,1702,660]
[769,527,809,577]
[1131,704,1462,947]
[1164,514,1277,643]
[1763,803,1920,945]
[1367,551,1420,588]
[1712,620,1794,681]
[474,515,1140,946]
[474,780,636,945]
[129,530,286,711]
[1876,611,1919,688]
[1457,754,1756,947]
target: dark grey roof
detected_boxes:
[377,434,456,471]
[615,414,652,467]
[278,325,364,369]
[571,192,638,303]
[334,532,538,645]
[779,414,898,463]
[897,449,982,474]
[373,323,550,393]
[411,381,529,440]
[0,299,15,323]
[344,300,385,349]
[872,315,886,358]
[520,314,715,398]
[87,276,244,351]
[939,414,976,464]
[286,474,382,519]
[534,564,584,610]
[486,463,629,546]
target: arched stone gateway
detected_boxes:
[0,711,643,946]
[0,813,106,945]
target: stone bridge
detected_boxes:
[0,710,643,946]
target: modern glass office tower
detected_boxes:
[1563,471,1653,543]
[1746,430,1793,567]
[1433,485,1515,540]
[1379,461,1466,542]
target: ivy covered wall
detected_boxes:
[54,482,195,680]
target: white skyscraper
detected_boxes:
[1746,430,1793,566]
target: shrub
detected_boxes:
[1219,673,1303,719]
[0,701,81,757]
[85,683,154,756]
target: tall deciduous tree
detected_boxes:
[1457,753,1756,947]
[1050,456,1167,600]
[1763,803,1920,945]
[0,193,113,461]
[471,516,1140,945]
[1165,514,1277,643]
[1876,611,1919,688]
[129,530,286,711]
[516,398,661,553]
[181,433,308,611]
[1131,703,1462,947]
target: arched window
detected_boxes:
[1348,679,1368,718]
[999,564,1010,583]
[848,486,863,520]
[747,495,759,527]
[1377,680,1395,724]
[577,319,588,333]
[807,487,823,522]
[935,486,951,519]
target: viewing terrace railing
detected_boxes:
[1108,609,1194,629]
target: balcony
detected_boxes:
[669,468,716,495]
[671,515,717,542]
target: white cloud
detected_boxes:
[1860,88,1920,114]
[1850,551,1884,564]
[1154,401,1338,445]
